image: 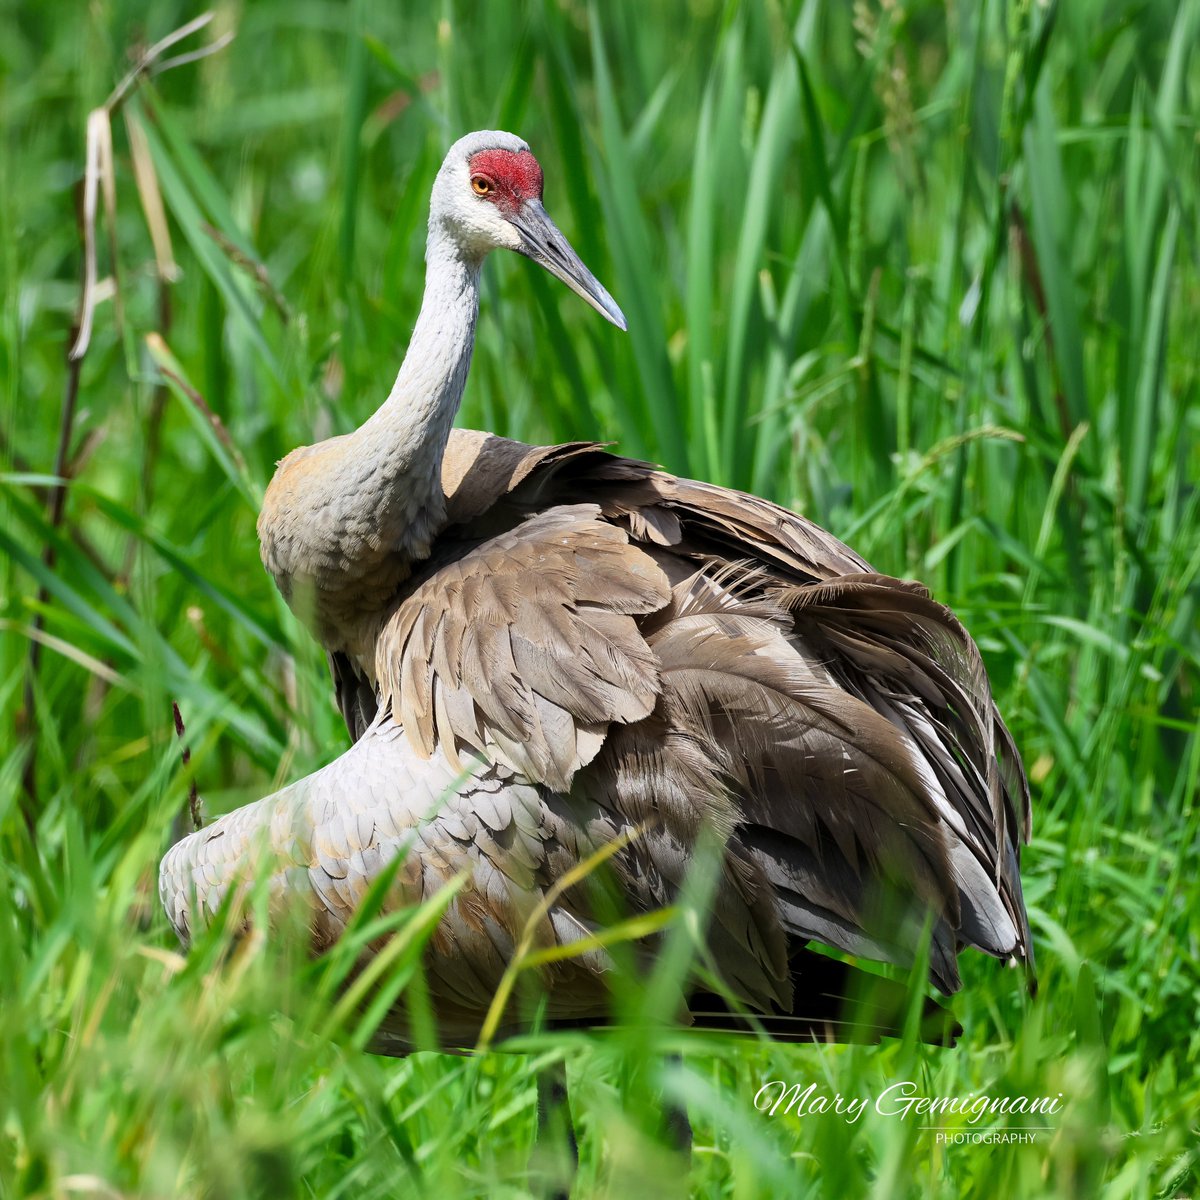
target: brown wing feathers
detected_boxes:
[779,576,1032,963]
[377,504,671,792]
[630,575,969,994]
[316,433,1032,1022]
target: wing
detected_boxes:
[779,573,1033,970]
[438,427,872,584]
[302,432,1030,1007]
[375,503,672,793]
[158,717,659,1048]
[572,558,1032,1002]
[158,720,468,952]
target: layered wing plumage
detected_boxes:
[376,503,671,792]
[162,429,1033,1048]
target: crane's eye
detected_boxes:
[471,176,492,196]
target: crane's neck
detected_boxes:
[258,227,484,661]
[350,228,482,560]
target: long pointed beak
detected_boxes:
[510,200,627,331]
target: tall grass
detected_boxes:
[2,0,1197,1196]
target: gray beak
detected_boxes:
[510,200,627,331]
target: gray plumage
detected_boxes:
[160,132,1033,1050]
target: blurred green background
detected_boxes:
[1,0,1197,1196]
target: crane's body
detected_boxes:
[160,131,1033,1051]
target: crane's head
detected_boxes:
[430,130,626,330]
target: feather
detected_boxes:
[376,504,670,791]
[205,427,1035,1050]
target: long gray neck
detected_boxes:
[258,225,484,661]
[347,228,482,562]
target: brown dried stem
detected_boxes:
[18,13,233,825]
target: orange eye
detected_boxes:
[471,176,492,196]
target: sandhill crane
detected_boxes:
[161,131,1032,1065]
